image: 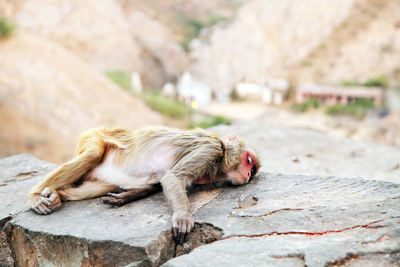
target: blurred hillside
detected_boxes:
[0,0,189,88]
[190,0,400,98]
[0,33,162,162]
[3,0,398,97]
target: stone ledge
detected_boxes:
[0,154,399,266]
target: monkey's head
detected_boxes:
[222,134,260,185]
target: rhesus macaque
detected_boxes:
[28,127,260,243]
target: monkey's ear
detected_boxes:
[224,134,240,144]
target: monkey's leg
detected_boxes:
[102,184,161,207]
[29,134,106,214]
[58,180,118,201]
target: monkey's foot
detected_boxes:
[31,187,62,215]
[102,185,160,207]
[172,211,194,245]
[102,191,133,207]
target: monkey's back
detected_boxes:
[85,126,222,152]
[80,127,225,185]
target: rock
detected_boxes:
[0,154,55,266]
[1,153,399,266]
[0,154,55,222]
[164,173,400,266]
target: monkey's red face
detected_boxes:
[229,150,259,185]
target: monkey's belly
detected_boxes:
[89,145,180,187]
[89,151,167,187]
[90,165,159,187]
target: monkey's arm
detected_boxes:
[160,144,222,244]
[160,170,194,244]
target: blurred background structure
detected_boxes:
[0,0,399,164]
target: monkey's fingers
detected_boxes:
[33,202,51,215]
[47,191,59,202]
[39,196,51,206]
[41,187,53,198]
[40,187,62,211]
[173,218,193,245]
[102,196,125,207]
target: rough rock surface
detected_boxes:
[166,172,400,266]
[0,154,55,266]
[1,153,399,266]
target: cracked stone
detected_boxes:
[1,154,399,267]
[164,173,400,267]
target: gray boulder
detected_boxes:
[1,153,399,266]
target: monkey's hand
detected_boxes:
[172,210,194,244]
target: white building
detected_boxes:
[177,72,212,108]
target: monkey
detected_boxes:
[28,126,260,244]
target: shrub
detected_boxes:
[0,17,15,38]
[188,115,231,129]
[291,98,320,112]
[301,59,313,66]
[229,88,244,101]
[362,75,388,88]
[106,70,131,91]
[341,75,388,88]
[180,19,205,51]
[341,80,360,87]
[325,98,374,118]
[144,91,189,118]
[180,15,226,51]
